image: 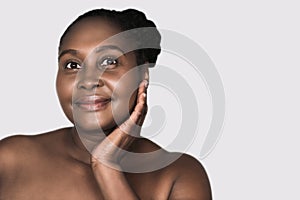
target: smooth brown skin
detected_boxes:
[0,16,212,199]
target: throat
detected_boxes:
[68,127,94,165]
[68,126,117,165]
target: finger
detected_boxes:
[131,92,146,124]
[136,95,148,126]
[113,81,148,137]
[137,80,148,104]
[135,80,148,126]
[118,92,146,136]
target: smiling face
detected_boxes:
[56,17,148,134]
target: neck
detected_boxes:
[69,126,113,164]
[68,127,91,164]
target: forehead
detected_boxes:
[60,17,134,54]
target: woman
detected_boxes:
[0,8,212,199]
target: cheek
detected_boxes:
[113,72,139,100]
[56,74,76,122]
[109,72,140,123]
[121,67,141,92]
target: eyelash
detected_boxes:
[64,61,82,70]
[97,57,119,70]
[63,57,119,71]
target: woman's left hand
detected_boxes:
[91,79,148,168]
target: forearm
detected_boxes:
[92,161,140,200]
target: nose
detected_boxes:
[77,71,104,90]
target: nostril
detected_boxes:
[77,78,103,90]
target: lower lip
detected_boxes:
[75,100,111,112]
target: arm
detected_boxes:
[90,80,148,200]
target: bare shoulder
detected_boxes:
[167,153,212,200]
[133,138,212,200]
[0,128,70,176]
[130,137,162,153]
[0,134,37,172]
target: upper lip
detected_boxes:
[74,95,111,105]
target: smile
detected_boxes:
[74,95,111,112]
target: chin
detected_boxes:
[73,114,116,134]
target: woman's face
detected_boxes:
[56,17,147,133]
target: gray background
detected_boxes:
[0,0,299,199]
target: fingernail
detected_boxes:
[144,80,149,88]
[142,93,146,97]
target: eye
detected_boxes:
[65,62,82,70]
[98,57,118,70]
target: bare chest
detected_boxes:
[1,162,103,200]
[0,160,172,200]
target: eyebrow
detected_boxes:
[95,45,125,55]
[58,45,126,60]
[58,49,78,60]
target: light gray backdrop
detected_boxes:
[0,0,299,199]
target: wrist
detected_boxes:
[91,155,123,172]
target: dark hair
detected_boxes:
[59,8,161,67]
